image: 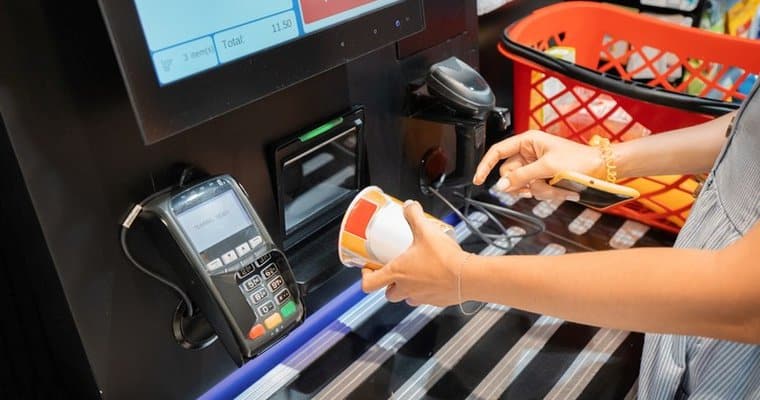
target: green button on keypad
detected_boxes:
[280,300,297,318]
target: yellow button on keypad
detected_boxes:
[264,313,283,330]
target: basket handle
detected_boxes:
[500,32,740,117]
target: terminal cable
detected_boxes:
[426,183,545,251]
[120,190,195,318]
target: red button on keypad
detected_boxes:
[248,324,265,340]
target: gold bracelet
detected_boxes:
[589,135,617,183]
[457,252,483,316]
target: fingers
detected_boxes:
[385,283,407,303]
[406,298,421,307]
[517,187,533,199]
[499,154,526,178]
[504,159,552,191]
[473,135,525,185]
[403,200,427,240]
[529,180,580,202]
[494,155,525,191]
[361,266,394,293]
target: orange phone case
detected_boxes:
[549,171,640,209]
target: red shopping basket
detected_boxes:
[499,2,760,233]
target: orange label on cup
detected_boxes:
[338,186,454,268]
[344,198,376,239]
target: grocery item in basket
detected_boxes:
[627,13,692,81]
[600,6,636,62]
[687,61,723,98]
[718,68,757,101]
[739,73,758,94]
[695,66,758,101]
[601,34,630,62]
[546,94,652,141]
[534,47,576,128]
[711,67,747,101]
[686,62,757,101]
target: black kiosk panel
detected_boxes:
[98,0,425,143]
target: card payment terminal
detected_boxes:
[132,175,303,364]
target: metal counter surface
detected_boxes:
[205,188,675,399]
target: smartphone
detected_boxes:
[549,171,640,210]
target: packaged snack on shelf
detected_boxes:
[477,0,513,16]
[641,0,701,12]
[727,0,760,37]
[749,4,760,37]
[699,0,740,32]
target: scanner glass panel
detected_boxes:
[133,0,403,85]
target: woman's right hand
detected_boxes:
[472,130,605,201]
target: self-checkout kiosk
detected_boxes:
[0,1,481,397]
[0,1,675,399]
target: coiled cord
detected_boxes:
[120,187,195,317]
[426,185,545,251]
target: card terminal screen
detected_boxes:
[175,190,252,253]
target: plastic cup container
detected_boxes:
[338,186,455,270]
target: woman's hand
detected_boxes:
[472,130,604,201]
[361,201,468,307]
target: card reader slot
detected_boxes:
[284,127,356,167]
[275,107,365,251]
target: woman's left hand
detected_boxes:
[361,200,469,307]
